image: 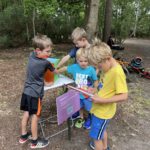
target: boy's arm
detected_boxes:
[53,69,59,74]
[57,66,67,73]
[87,80,98,94]
[57,55,71,68]
[92,80,99,94]
[96,68,100,75]
[94,80,98,89]
[91,93,128,103]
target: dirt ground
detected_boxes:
[0,38,150,150]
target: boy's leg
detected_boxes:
[102,131,108,149]
[79,108,84,119]
[21,111,29,135]
[19,111,31,144]
[20,94,30,136]
[94,140,103,150]
[89,115,109,150]
[31,114,39,140]
[83,113,91,129]
[74,108,85,128]
[83,98,92,129]
[19,94,32,144]
[30,98,49,149]
[31,114,49,149]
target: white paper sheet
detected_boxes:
[44,74,74,91]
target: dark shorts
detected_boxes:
[20,93,42,116]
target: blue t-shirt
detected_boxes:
[68,47,79,63]
[67,64,98,99]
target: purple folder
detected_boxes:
[56,90,80,125]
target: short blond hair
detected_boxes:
[71,27,87,41]
[76,48,88,60]
[32,34,53,50]
[87,38,112,65]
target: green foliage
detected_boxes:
[0,35,10,48]
[0,4,26,47]
[23,0,85,42]
[112,0,135,42]
[135,0,150,37]
[98,0,105,38]
[0,0,149,48]
[24,0,58,17]
[112,0,150,42]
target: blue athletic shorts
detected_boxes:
[89,115,109,140]
[80,98,92,112]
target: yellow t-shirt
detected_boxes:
[90,64,128,119]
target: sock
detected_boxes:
[31,139,38,145]
[87,113,91,119]
[21,133,28,138]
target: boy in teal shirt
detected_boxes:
[57,48,98,129]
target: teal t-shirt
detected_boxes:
[67,64,97,99]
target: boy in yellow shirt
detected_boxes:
[87,39,128,150]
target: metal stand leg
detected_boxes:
[67,117,75,140]
[39,121,46,138]
[39,116,73,140]
[67,118,71,140]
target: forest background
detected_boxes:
[0,1,150,149]
[0,0,150,48]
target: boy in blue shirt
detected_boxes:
[57,27,91,67]
[57,48,98,129]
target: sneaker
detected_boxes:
[30,138,49,149]
[19,132,32,144]
[83,115,91,129]
[74,118,85,128]
[70,111,80,121]
[89,141,110,150]
[89,141,94,150]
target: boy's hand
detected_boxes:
[87,87,97,94]
[55,66,67,74]
[54,69,59,74]
[44,81,54,86]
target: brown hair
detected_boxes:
[32,34,53,50]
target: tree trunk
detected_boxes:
[103,0,112,42]
[22,0,30,41]
[84,0,91,27]
[132,0,140,37]
[86,0,100,40]
[26,23,30,41]
[32,8,36,37]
